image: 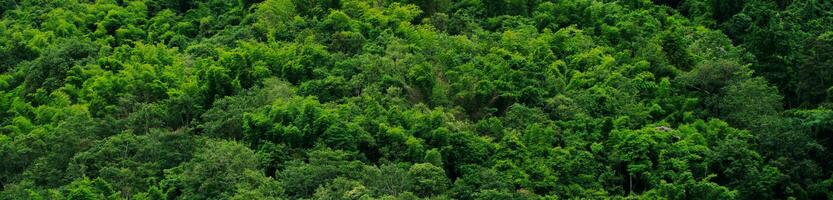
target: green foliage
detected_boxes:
[2,0,833,199]
[161,139,282,200]
[279,148,364,198]
[200,78,293,139]
[63,178,120,200]
[408,163,450,197]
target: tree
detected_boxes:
[718,77,782,129]
[362,164,413,197]
[253,0,297,41]
[201,78,293,139]
[424,148,443,167]
[408,163,450,197]
[280,148,365,198]
[794,32,833,107]
[313,177,371,199]
[22,38,97,103]
[67,130,198,198]
[62,178,120,200]
[162,140,279,200]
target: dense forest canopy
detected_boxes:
[1,0,833,199]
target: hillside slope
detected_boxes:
[1,0,832,199]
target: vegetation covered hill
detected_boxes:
[1,0,833,199]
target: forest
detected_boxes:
[1,0,832,199]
